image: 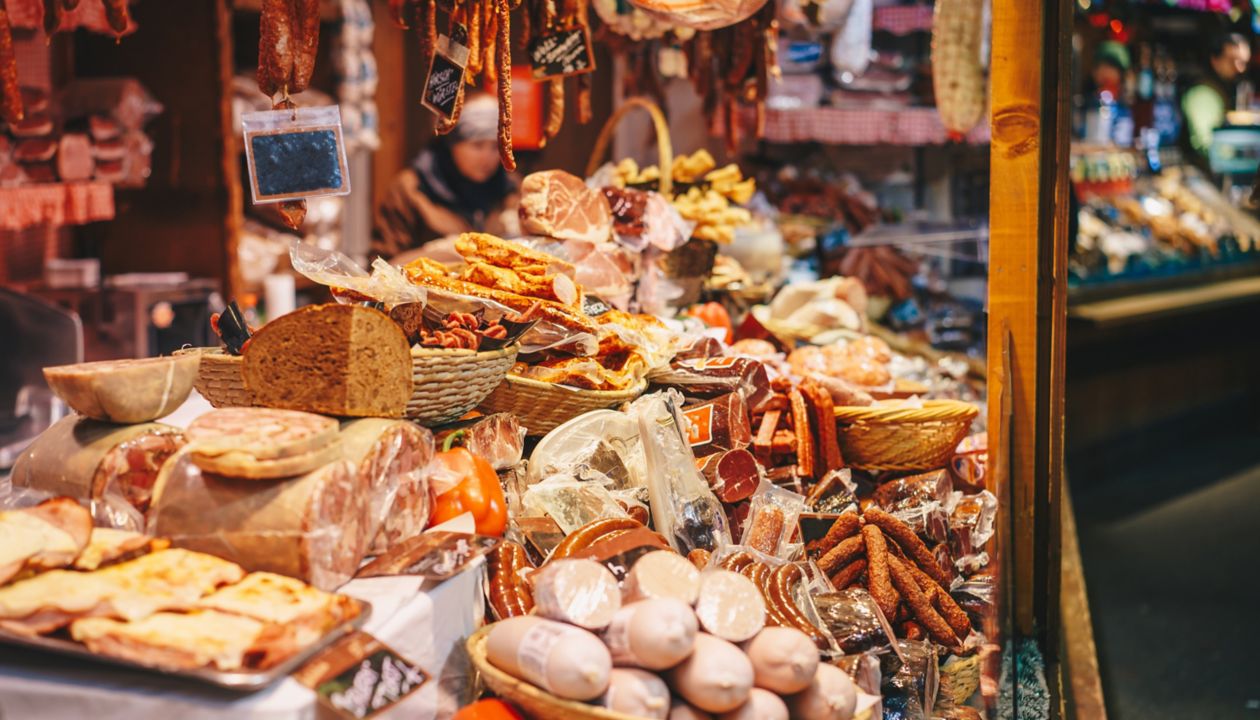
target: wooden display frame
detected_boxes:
[988,0,1075,715]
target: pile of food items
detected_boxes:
[0,496,362,673]
[8,213,992,717]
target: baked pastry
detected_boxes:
[71,610,282,671]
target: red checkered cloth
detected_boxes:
[7,0,135,36]
[761,107,990,146]
[872,5,934,35]
[0,181,115,231]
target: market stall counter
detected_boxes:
[0,568,483,720]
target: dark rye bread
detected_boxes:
[242,304,412,418]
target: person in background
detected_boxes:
[1182,31,1251,166]
[372,92,518,262]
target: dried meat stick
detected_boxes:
[800,378,844,473]
[486,543,517,618]
[816,534,864,575]
[805,512,861,557]
[416,0,436,68]
[543,77,565,143]
[0,0,19,124]
[861,525,899,619]
[550,517,641,559]
[464,0,483,80]
[516,0,530,49]
[753,408,781,465]
[257,0,293,97]
[829,557,866,589]
[389,0,411,27]
[43,0,62,38]
[507,542,534,615]
[899,620,924,641]
[494,0,515,170]
[789,388,816,479]
[863,507,952,588]
[482,0,498,84]
[742,562,787,626]
[290,0,321,93]
[103,0,128,38]
[887,555,959,647]
[903,560,972,639]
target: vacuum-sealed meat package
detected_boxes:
[10,415,185,530]
[650,356,772,411]
[629,392,730,554]
[149,452,370,591]
[433,413,525,471]
[681,391,752,459]
[339,419,435,555]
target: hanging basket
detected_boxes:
[833,399,978,473]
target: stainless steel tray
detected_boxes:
[0,599,372,691]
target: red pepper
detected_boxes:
[429,431,508,536]
[687,302,733,344]
[452,699,524,720]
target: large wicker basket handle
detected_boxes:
[584,97,673,196]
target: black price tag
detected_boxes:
[423,33,470,121]
[528,25,596,79]
[242,106,351,204]
[294,631,428,720]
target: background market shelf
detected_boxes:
[760,106,991,146]
[873,4,934,35]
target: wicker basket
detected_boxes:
[477,375,646,436]
[584,97,673,196]
[833,400,978,473]
[174,347,256,408]
[937,654,984,709]
[467,627,639,720]
[407,344,518,426]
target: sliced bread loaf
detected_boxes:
[242,304,412,418]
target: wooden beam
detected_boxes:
[987,0,1071,655]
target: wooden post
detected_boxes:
[987,0,1071,664]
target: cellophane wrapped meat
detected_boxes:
[10,415,185,531]
[148,452,370,591]
[813,587,895,655]
[434,413,525,471]
[338,419,435,556]
[629,391,730,554]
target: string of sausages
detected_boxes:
[418,310,509,350]
[684,2,778,155]
[256,0,322,230]
[2,0,132,126]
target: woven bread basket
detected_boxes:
[407,344,518,426]
[833,399,979,473]
[467,627,639,720]
[477,375,646,436]
[174,347,256,408]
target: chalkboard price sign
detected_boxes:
[242,106,351,204]
[423,34,470,121]
[294,631,428,720]
[528,25,596,79]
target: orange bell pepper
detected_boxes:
[429,432,508,536]
[687,301,733,344]
[452,699,524,720]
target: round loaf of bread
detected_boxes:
[242,304,412,418]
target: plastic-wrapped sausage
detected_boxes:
[600,668,671,719]
[742,626,819,694]
[787,662,858,720]
[622,550,701,605]
[668,633,754,714]
[717,687,788,720]
[529,558,621,630]
[486,616,612,701]
[602,598,698,671]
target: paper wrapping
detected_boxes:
[148,452,370,591]
[9,415,185,530]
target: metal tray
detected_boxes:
[0,599,371,691]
